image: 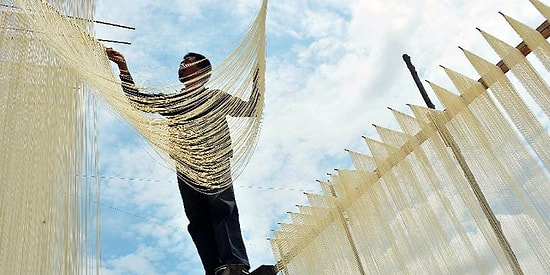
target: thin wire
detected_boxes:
[82,174,318,193]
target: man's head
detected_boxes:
[179,52,211,86]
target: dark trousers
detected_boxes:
[177,176,250,274]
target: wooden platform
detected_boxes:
[250,265,277,275]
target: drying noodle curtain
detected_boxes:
[0,0,266,273]
[270,0,550,274]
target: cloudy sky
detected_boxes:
[92,0,546,274]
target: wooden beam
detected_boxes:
[480,19,550,88]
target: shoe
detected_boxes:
[214,265,230,275]
[214,264,250,275]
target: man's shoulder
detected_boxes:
[183,87,224,95]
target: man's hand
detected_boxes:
[106,47,129,72]
[252,66,261,102]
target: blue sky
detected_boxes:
[92,0,546,274]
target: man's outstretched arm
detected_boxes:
[228,66,261,117]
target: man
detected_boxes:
[106,48,259,275]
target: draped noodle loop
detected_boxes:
[0,0,267,273]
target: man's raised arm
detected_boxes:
[106,48,168,113]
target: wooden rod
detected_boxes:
[0,3,135,30]
[97,39,132,45]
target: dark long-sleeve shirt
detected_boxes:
[119,73,259,187]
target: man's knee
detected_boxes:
[212,186,239,216]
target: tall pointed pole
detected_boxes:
[402,54,435,109]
